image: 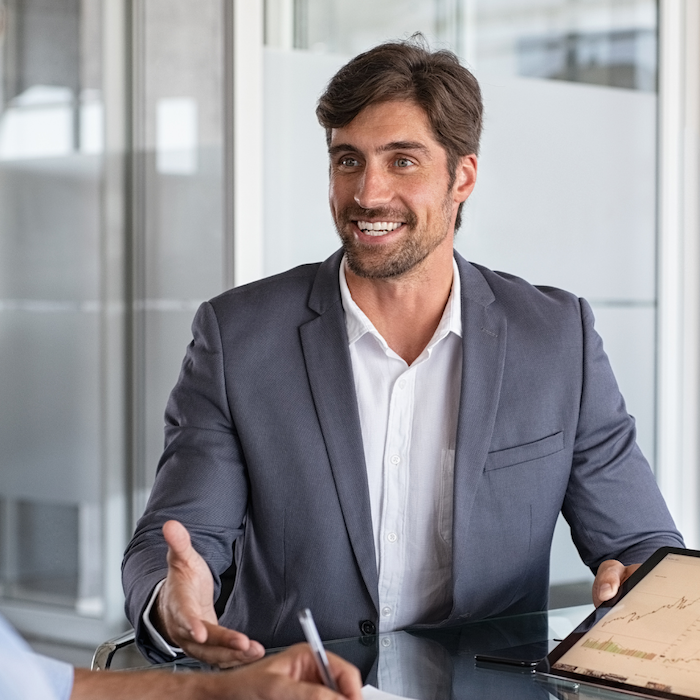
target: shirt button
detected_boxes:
[390,455,400,465]
[398,379,406,389]
[387,532,397,543]
[381,606,392,617]
[381,637,392,647]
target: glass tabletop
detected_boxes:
[115,605,647,699]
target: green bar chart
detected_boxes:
[581,637,656,660]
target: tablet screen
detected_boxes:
[540,549,700,700]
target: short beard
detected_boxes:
[334,199,452,279]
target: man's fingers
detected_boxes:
[163,519,194,560]
[593,560,624,606]
[327,652,363,700]
[268,679,351,700]
[172,621,265,666]
[203,621,266,659]
[169,609,210,645]
[264,645,363,700]
[180,639,266,668]
[593,560,641,607]
[161,519,216,621]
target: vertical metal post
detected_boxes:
[656,0,700,547]
[224,0,264,289]
[126,0,149,523]
[1,499,20,591]
[293,0,308,50]
[224,0,235,289]
[101,0,131,627]
[265,0,294,49]
[460,0,477,69]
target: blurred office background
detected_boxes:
[0,0,698,651]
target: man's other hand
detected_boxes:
[219,643,364,700]
[592,559,641,607]
[154,519,265,667]
[71,643,362,700]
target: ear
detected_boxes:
[452,154,478,204]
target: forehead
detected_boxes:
[329,99,441,150]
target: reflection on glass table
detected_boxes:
[105,605,614,698]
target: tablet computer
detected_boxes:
[537,547,700,700]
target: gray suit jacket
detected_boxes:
[122,250,683,661]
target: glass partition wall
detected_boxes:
[131,0,227,516]
[0,0,229,644]
[0,0,677,644]
[0,0,121,643]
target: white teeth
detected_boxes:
[364,229,388,237]
[357,220,403,235]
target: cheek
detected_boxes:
[328,177,349,208]
[402,175,443,204]
[407,189,440,217]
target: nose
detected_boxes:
[354,162,392,209]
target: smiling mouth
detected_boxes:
[356,220,404,237]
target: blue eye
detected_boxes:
[395,158,413,167]
[339,156,360,167]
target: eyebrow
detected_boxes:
[328,140,430,157]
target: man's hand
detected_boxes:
[216,643,364,700]
[592,559,641,607]
[71,644,362,700]
[153,519,265,667]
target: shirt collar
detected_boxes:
[339,255,462,348]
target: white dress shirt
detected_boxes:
[339,257,462,632]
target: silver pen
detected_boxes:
[297,608,339,692]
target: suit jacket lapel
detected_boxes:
[450,253,507,617]
[300,251,379,612]
[298,250,506,619]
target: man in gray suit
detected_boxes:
[122,39,683,666]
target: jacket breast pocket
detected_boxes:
[485,431,564,471]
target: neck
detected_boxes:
[345,242,455,365]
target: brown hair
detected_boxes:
[316,37,482,229]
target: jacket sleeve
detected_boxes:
[563,298,684,570]
[121,301,249,663]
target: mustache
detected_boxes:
[337,206,418,228]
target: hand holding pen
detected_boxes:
[298,608,345,693]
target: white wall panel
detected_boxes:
[263,48,346,275]
[457,76,656,304]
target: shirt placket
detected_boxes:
[377,366,415,632]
